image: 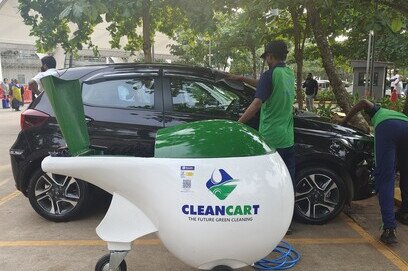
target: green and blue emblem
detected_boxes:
[206,169,238,200]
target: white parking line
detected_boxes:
[345,216,408,270]
[0,191,21,207]
[0,237,368,248]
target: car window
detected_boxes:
[170,78,239,114]
[82,78,155,109]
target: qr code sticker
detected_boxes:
[182,179,191,189]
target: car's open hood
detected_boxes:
[295,110,371,138]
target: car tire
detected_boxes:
[27,168,90,222]
[294,166,346,225]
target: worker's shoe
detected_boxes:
[395,210,408,225]
[380,229,397,245]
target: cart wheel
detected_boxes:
[211,265,233,271]
[95,254,127,271]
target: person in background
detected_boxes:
[1,78,10,98]
[29,55,57,100]
[10,79,22,111]
[16,79,24,104]
[0,81,4,109]
[8,79,15,111]
[342,99,408,245]
[0,79,4,98]
[390,86,398,103]
[390,70,403,96]
[302,73,319,111]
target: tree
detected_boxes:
[169,30,214,66]
[256,0,310,110]
[305,0,370,130]
[325,0,408,69]
[18,0,220,62]
[358,0,408,116]
[170,4,272,78]
[339,0,408,115]
[288,4,308,110]
[218,8,270,78]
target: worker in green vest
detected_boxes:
[342,99,408,244]
[228,40,296,184]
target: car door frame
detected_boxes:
[80,69,165,157]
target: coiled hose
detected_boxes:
[253,241,301,270]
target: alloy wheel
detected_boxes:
[34,173,81,215]
[295,173,339,220]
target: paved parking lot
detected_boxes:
[0,106,407,271]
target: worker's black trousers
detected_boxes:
[374,119,408,229]
[277,146,295,185]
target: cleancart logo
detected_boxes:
[206,169,238,200]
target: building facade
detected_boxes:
[0,0,176,83]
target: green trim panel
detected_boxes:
[155,120,273,158]
[41,76,91,156]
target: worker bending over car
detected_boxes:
[342,99,408,244]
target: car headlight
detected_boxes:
[336,138,353,149]
[342,136,374,153]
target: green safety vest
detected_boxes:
[259,66,295,149]
[371,108,408,129]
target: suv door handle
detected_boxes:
[85,116,94,123]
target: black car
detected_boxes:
[10,64,374,225]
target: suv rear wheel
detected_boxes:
[27,168,90,222]
[294,166,346,225]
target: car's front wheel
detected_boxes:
[27,168,90,222]
[294,166,346,225]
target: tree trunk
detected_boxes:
[252,47,257,79]
[294,52,304,110]
[142,0,152,63]
[289,5,305,110]
[305,0,370,131]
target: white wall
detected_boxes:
[2,67,37,84]
[0,0,178,82]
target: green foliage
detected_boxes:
[315,90,336,102]
[18,0,408,77]
[390,16,403,32]
[351,90,406,113]
[325,0,408,68]
[350,92,362,106]
[18,0,224,56]
[229,51,255,75]
[378,96,406,112]
[170,3,274,75]
[315,101,337,118]
[314,93,407,119]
